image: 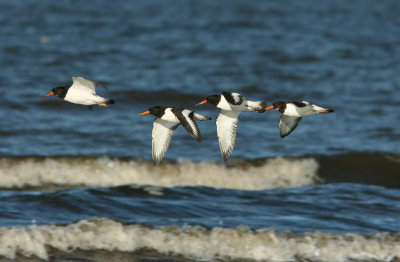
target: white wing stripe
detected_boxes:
[152,119,179,165]
[216,110,241,160]
[182,110,198,137]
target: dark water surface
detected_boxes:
[0,0,400,261]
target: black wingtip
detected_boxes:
[222,153,230,161]
[190,133,202,143]
[107,99,115,104]
[280,132,289,138]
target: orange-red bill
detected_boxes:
[137,110,151,116]
[264,105,274,110]
[43,91,54,97]
[195,99,208,106]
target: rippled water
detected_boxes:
[0,0,400,261]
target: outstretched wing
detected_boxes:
[216,110,241,160]
[174,109,202,142]
[152,118,179,165]
[72,76,97,93]
[279,115,302,138]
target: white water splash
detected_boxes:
[0,218,398,261]
[0,156,319,190]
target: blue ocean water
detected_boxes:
[0,0,400,261]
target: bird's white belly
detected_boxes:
[65,91,103,105]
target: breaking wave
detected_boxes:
[1,152,399,191]
[0,156,319,191]
[0,218,399,262]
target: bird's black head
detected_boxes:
[265,101,286,113]
[43,86,69,99]
[52,86,70,98]
[43,85,69,99]
[137,106,166,118]
[148,106,167,118]
[272,101,286,113]
[206,95,221,106]
[196,94,220,107]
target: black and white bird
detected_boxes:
[196,92,266,161]
[265,101,334,138]
[137,106,211,165]
[43,76,115,109]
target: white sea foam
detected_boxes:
[0,156,319,190]
[0,218,398,261]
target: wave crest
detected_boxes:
[1,218,399,261]
[0,156,319,191]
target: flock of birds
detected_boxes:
[44,76,334,165]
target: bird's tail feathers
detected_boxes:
[319,109,334,113]
[96,98,115,108]
[106,99,115,104]
[194,113,212,121]
[312,105,333,113]
[247,101,266,113]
